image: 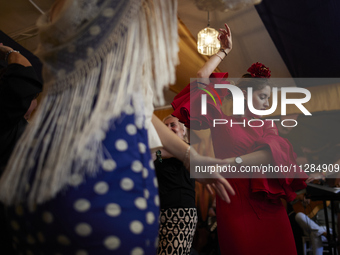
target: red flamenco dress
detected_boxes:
[171,73,308,255]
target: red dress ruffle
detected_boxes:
[249,124,307,202]
[171,72,229,130]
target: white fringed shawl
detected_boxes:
[0,0,178,207]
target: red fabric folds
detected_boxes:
[249,123,307,202]
[171,72,229,130]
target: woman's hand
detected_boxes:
[189,149,235,203]
[0,43,31,67]
[218,23,232,54]
[197,23,232,78]
[306,172,325,183]
[0,43,13,60]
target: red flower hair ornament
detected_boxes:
[247,62,271,78]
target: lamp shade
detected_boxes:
[197,27,220,56]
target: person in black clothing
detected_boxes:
[0,43,42,253]
[154,115,197,255]
[0,43,42,174]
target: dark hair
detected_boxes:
[224,73,271,101]
[237,73,271,92]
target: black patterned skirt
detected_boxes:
[157,208,198,255]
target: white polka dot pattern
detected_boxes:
[153,177,158,188]
[102,8,115,17]
[94,181,109,195]
[74,199,91,213]
[142,168,148,179]
[10,106,160,253]
[135,120,143,129]
[42,211,54,224]
[126,124,137,135]
[134,197,147,210]
[154,195,160,207]
[57,235,71,245]
[69,174,83,186]
[102,159,116,171]
[131,160,143,172]
[104,236,121,250]
[75,223,92,236]
[89,25,101,35]
[105,203,121,217]
[76,250,88,255]
[138,143,146,153]
[154,237,159,248]
[120,178,134,191]
[146,212,155,225]
[115,139,128,151]
[130,220,143,234]
[149,160,155,170]
[144,189,149,199]
[131,247,144,255]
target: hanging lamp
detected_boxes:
[197,11,220,56]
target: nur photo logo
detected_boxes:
[200,83,312,128]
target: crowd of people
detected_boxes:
[1,0,335,255]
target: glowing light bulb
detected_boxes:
[197,27,220,56]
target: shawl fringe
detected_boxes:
[0,0,178,208]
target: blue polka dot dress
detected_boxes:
[7,112,160,254]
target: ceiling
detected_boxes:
[0,0,54,50]
[177,1,290,79]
